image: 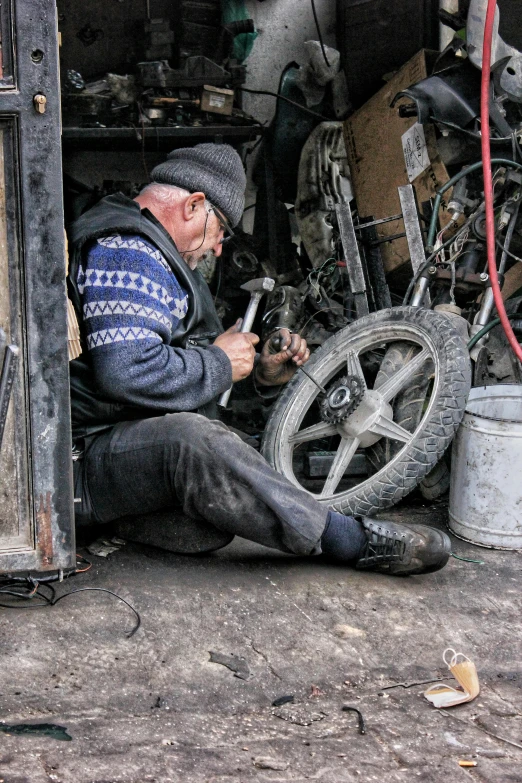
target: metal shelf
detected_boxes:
[62,124,262,150]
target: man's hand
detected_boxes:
[256,328,310,386]
[213,320,260,382]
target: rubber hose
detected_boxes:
[480,0,522,363]
[467,314,522,350]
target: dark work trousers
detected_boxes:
[74,413,329,556]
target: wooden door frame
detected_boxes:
[0,0,74,573]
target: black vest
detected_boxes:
[67,193,223,438]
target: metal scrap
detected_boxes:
[208,651,251,680]
[87,537,126,558]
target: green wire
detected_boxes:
[450,552,485,564]
[467,313,522,350]
[427,158,522,250]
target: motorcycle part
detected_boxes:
[261,307,471,515]
[295,122,353,269]
[366,335,455,502]
[335,204,369,318]
[398,185,427,276]
[391,63,481,127]
[319,372,364,423]
[262,286,304,339]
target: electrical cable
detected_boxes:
[498,201,521,274]
[496,237,522,263]
[433,117,522,147]
[480,0,522,364]
[426,158,522,250]
[0,558,141,638]
[237,87,331,121]
[310,0,330,67]
[402,218,476,305]
[466,313,522,350]
[51,588,141,638]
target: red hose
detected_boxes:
[481,0,522,361]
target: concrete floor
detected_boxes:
[0,501,521,783]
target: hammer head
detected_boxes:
[240,277,275,294]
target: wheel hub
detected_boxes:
[337,390,394,447]
[319,375,364,423]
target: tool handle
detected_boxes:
[240,292,261,335]
[218,386,233,408]
[218,295,263,408]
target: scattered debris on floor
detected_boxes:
[425,649,480,708]
[341,705,366,735]
[271,694,295,707]
[208,650,252,680]
[0,723,72,741]
[272,702,326,726]
[253,756,289,771]
[87,537,126,559]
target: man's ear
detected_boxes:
[183,191,206,222]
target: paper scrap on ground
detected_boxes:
[424,648,480,708]
[402,122,430,182]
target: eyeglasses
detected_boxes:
[207,202,235,245]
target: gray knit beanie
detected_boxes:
[150,143,246,227]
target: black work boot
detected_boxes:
[355,517,451,575]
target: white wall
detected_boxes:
[241,0,336,222]
[243,0,336,124]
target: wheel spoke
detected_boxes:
[319,437,360,498]
[368,414,411,444]
[347,350,365,386]
[376,348,430,402]
[288,421,337,445]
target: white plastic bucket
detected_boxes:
[449,385,522,550]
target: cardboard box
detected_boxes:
[344,50,452,280]
[201,85,234,116]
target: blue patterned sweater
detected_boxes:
[77,233,232,412]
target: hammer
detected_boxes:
[218,276,275,408]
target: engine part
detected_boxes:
[295,121,353,269]
[262,286,304,339]
[473,296,522,386]
[230,248,258,279]
[218,277,275,408]
[261,307,471,514]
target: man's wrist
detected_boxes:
[254,364,274,386]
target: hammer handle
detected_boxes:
[218,293,263,408]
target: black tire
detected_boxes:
[366,341,433,474]
[261,307,471,517]
[366,341,451,501]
